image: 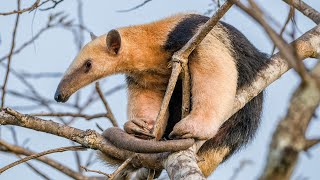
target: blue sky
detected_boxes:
[0,0,320,179]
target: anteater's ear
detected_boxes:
[90,32,97,40]
[106,29,121,55]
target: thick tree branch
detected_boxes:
[259,62,320,180]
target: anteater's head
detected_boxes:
[54,30,122,102]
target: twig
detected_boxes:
[1,0,21,109]
[282,0,320,24]
[0,0,39,16]
[84,151,96,167]
[0,140,87,180]
[108,156,135,180]
[40,0,64,11]
[23,160,51,180]
[229,160,253,180]
[271,6,295,54]
[0,145,86,174]
[303,138,320,151]
[95,82,119,127]
[3,88,76,109]
[117,0,152,12]
[81,166,109,177]
[234,0,310,82]
[19,72,62,79]
[0,13,91,63]
[31,112,108,120]
[71,141,83,173]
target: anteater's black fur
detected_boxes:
[163,14,268,160]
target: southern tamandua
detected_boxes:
[54,13,268,177]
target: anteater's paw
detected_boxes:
[124,118,155,139]
[169,116,219,140]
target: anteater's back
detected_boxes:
[161,14,268,176]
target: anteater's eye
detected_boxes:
[84,60,92,73]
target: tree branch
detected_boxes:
[95,82,118,127]
[117,0,152,13]
[0,145,86,174]
[259,62,320,180]
[0,0,39,16]
[1,0,21,109]
[0,140,89,179]
[31,112,109,120]
[282,0,320,24]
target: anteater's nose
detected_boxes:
[54,91,63,102]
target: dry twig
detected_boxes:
[0,140,87,179]
[283,0,320,24]
[1,0,21,109]
[0,0,39,16]
[117,0,152,12]
[31,112,108,120]
[0,145,86,174]
[95,82,118,127]
[81,166,109,177]
[234,0,310,82]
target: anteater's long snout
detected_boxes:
[54,85,70,103]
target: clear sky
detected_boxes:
[0,0,320,179]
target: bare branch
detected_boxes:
[0,0,39,16]
[234,0,310,82]
[117,0,152,12]
[229,160,253,180]
[1,0,21,109]
[23,161,51,180]
[81,166,109,177]
[0,140,88,179]
[271,6,295,54]
[31,112,109,120]
[19,72,62,79]
[283,0,320,24]
[303,138,320,151]
[108,156,135,180]
[95,82,118,127]
[0,12,91,63]
[40,0,64,11]
[0,145,86,174]
[259,62,320,180]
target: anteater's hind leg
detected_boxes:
[169,33,238,140]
